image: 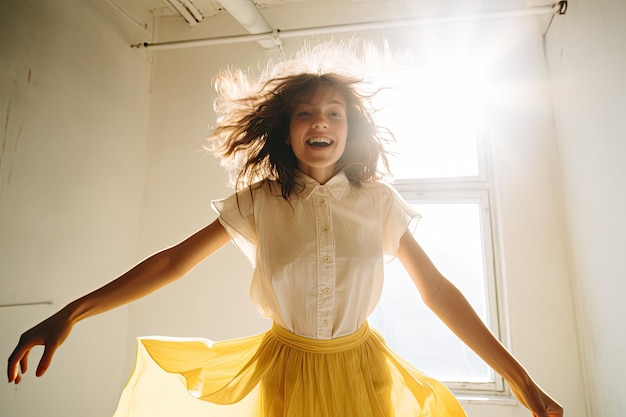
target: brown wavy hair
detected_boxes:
[209,70,393,199]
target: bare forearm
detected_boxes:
[61,220,229,325]
[425,280,530,387]
[7,220,230,384]
[426,280,563,415]
[63,248,181,325]
[397,231,529,386]
[397,231,562,416]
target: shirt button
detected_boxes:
[322,320,329,327]
[320,198,327,206]
[323,255,333,263]
[323,287,331,295]
[322,225,330,233]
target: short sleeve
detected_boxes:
[381,183,421,257]
[211,189,258,266]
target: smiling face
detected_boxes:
[287,85,349,184]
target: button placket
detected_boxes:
[313,185,335,338]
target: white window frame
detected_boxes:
[382,133,509,396]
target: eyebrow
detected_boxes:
[295,99,346,107]
[328,99,346,107]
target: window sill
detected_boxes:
[457,394,518,406]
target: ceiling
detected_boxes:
[115,0,552,36]
[151,0,543,20]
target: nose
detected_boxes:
[312,114,329,129]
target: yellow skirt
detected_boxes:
[113,322,467,417]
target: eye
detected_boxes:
[329,111,343,118]
[294,110,311,117]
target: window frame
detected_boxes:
[381,132,509,396]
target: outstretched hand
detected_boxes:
[510,377,564,417]
[7,312,73,384]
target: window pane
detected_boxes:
[372,71,480,179]
[370,201,493,383]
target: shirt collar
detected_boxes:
[298,171,351,201]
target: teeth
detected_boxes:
[306,137,333,145]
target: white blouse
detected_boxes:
[212,172,419,340]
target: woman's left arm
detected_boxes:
[396,230,563,417]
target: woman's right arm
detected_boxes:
[7,219,230,384]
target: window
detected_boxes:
[368,70,504,394]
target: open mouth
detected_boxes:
[306,137,334,148]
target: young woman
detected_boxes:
[8,51,563,417]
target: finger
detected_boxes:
[7,346,28,382]
[7,359,15,383]
[35,345,57,377]
[20,350,30,374]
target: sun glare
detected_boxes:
[371,66,487,180]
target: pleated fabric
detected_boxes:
[112,323,467,417]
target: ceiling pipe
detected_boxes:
[133,4,559,51]
[217,0,281,50]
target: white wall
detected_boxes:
[477,18,586,417]
[0,1,151,416]
[545,1,626,416]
